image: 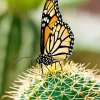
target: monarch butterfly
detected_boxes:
[36,0,74,66]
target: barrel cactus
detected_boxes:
[2,61,100,100]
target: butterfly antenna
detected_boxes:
[14,57,22,64]
[14,57,33,64]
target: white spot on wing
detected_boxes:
[47,19,49,23]
[42,23,45,27]
[50,12,53,17]
[44,10,47,14]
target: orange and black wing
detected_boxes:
[40,0,62,54]
[44,21,74,62]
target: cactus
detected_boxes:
[2,61,100,100]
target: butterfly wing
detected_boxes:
[44,21,74,62]
[40,0,62,54]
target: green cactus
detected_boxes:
[2,61,100,100]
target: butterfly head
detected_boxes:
[36,54,53,66]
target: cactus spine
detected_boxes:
[2,61,100,100]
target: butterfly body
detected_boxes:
[36,0,74,66]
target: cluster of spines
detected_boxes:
[20,71,100,100]
[2,62,100,100]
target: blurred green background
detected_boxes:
[0,0,100,99]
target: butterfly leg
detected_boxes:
[41,64,43,75]
[45,65,51,72]
[55,63,56,70]
[59,62,63,71]
[31,58,34,66]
